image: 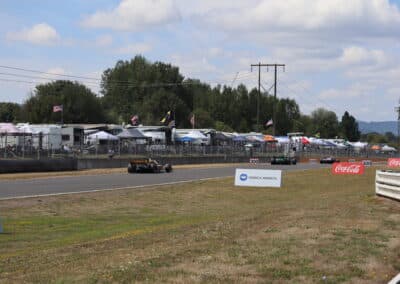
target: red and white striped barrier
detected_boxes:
[376,170,400,201]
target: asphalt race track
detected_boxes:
[0,163,328,200]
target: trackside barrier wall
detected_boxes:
[0,159,77,173]
[77,156,268,170]
[375,170,400,201]
[0,156,271,173]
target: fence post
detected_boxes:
[118,140,121,157]
[4,134,7,158]
[22,132,25,158]
[95,135,98,157]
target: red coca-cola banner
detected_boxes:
[331,162,365,175]
[388,158,400,168]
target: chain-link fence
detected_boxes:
[0,133,397,160]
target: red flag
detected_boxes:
[131,115,139,125]
[53,105,63,112]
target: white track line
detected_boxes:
[389,273,400,284]
[0,176,230,201]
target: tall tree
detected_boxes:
[101,55,185,125]
[22,80,107,123]
[340,111,360,141]
[310,108,339,138]
[274,98,300,135]
[0,102,21,122]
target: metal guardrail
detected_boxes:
[375,170,400,201]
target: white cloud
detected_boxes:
[95,35,113,47]
[339,46,387,66]
[168,54,219,80]
[176,1,255,17]
[82,0,181,31]
[318,82,376,100]
[207,47,223,57]
[116,43,152,55]
[6,23,60,45]
[38,67,66,84]
[192,0,400,39]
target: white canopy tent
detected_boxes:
[87,131,119,144]
[174,130,209,145]
[275,136,290,144]
[381,145,397,152]
[308,137,326,146]
[16,123,61,150]
[350,141,368,149]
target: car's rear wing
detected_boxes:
[130,159,149,164]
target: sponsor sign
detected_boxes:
[234,169,282,187]
[388,158,400,168]
[332,162,364,175]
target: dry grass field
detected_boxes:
[0,166,399,283]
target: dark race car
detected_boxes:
[271,156,297,165]
[319,156,340,164]
[127,158,172,173]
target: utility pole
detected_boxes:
[251,63,265,132]
[251,63,285,135]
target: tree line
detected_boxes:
[1,55,363,140]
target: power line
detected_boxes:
[0,64,260,90]
[260,82,275,94]
[279,72,335,109]
[0,64,100,81]
[0,71,100,86]
[0,65,204,87]
[277,81,321,111]
[0,77,38,84]
[278,77,333,111]
[0,70,209,89]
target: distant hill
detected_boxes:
[358,121,397,134]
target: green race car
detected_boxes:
[271,156,297,165]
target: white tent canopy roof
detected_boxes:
[0,123,26,134]
[87,131,119,141]
[350,141,368,148]
[381,145,397,152]
[275,136,290,144]
[175,130,208,139]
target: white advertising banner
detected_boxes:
[234,169,282,188]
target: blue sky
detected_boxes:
[1,0,400,121]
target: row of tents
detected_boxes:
[0,122,397,152]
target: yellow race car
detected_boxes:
[127,158,172,173]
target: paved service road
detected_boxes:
[0,163,327,200]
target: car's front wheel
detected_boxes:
[127,163,136,173]
[165,164,172,173]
